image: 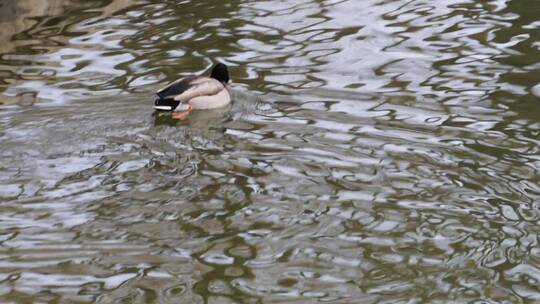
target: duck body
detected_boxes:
[154,63,231,115]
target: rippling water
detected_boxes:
[1,0,540,302]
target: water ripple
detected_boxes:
[0,0,539,302]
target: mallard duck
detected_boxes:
[154,63,231,119]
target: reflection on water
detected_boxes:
[1,0,540,302]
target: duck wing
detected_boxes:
[161,77,224,100]
[156,76,198,100]
[154,76,198,111]
[155,77,225,111]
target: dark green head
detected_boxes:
[210,63,230,84]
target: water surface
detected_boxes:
[1,0,540,303]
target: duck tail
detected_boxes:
[154,98,180,111]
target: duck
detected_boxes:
[154,63,231,119]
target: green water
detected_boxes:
[1,0,540,303]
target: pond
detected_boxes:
[1,0,540,302]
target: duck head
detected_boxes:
[210,63,229,84]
